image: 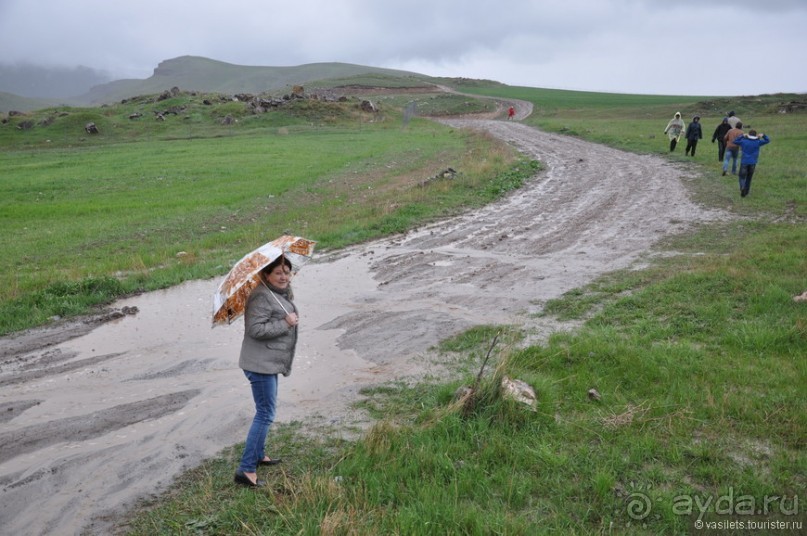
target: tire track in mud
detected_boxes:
[0,390,200,465]
[0,351,124,387]
[322,118,727,358]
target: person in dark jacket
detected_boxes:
[234,255,298,487]
[734,130,771,197]
[711,117,732,162]
[684,116,702,156]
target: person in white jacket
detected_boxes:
[664,112,685,152]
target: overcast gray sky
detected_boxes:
[1,0,804,96]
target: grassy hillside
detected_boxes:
[0,91,62,114]
[0,88,526,335]
[0,56,441,111]
[2,81,804,534]
[78,56,437,105]
[115,86,805,535]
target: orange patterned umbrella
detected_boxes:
[212,235,316,326]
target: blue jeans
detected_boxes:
[723,148,739,174]
[238,370,278,473]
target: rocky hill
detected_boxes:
[1,56,439,112]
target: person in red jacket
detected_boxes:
[507,106,515,120]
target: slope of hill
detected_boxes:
[0,63,110,99]
[0,56,443,111]
[76,56,436,105]
[0,91,64,113]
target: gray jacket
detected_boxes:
[238,283,298,376]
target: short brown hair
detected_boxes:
[263,255,292,274]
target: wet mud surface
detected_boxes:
[0,103,728,535]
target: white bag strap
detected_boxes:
[270,290,289,315]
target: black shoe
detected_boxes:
[259,457,282,466]
[722,170,727,176]
[234,470,266,487]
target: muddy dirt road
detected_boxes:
[0,107,726,535]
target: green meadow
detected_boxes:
[2,85,805,534]
[0,93,529,334]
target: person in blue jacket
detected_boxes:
[733,130,771,197]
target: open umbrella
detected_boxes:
[212,235,316,326]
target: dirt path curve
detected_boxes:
[0,114,726,536]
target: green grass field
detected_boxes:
[3,84,805,534]
[0,94,532,334]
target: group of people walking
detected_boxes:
[664,110,770,197]
[664,112,706,155]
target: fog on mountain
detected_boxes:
[0,63,111,99]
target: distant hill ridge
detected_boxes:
[1,56,438,111]
[83,56,435,105]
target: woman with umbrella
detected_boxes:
[233,255,299,487]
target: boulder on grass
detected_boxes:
[501,376,536,411]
